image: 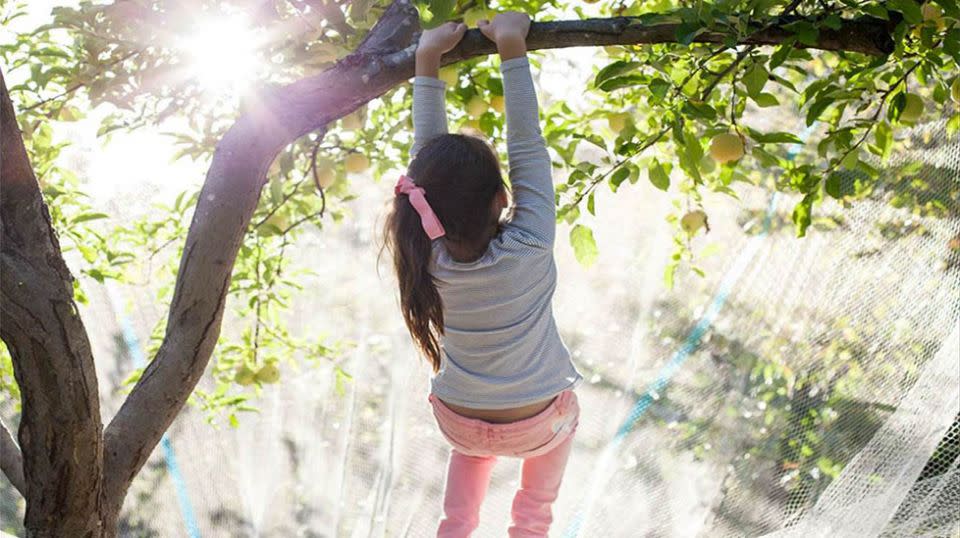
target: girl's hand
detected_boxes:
[477,12,530,60]
[416,22,467,77]
[418,22,468,58]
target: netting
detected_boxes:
[2,86,959,538]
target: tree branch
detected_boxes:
[0,69,105,536]
[0,418,25,497]
[99,0,896,513]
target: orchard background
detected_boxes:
[1,0,958,535]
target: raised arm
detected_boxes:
[411,22,466,158]
[479,13,555,247]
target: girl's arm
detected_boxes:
[411,22,466,158]
[479,13,555,247]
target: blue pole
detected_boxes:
[107,286,202,538]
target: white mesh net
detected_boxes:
[1,93,958,538]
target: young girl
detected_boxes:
[383,12,583,537]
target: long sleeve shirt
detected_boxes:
[412,56,583,409]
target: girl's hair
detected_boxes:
[383,134,506,372]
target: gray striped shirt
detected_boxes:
[411,56,583,409]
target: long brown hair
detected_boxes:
[383,134,506,371]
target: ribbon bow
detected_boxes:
[395,175,446,240]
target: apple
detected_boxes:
[680,210,709,235]
[345,153,370,173]
[951,78,960,104]
[255,363,280,384]
[315,163,335,188]
[234,365,256,386]
[490,95,505,113]
[709,133,744,163]
[438,66,459,86]
[899,93,924,124]
[607,112,630,133]
[466,96,488,118]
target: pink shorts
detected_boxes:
[429,391,580,459]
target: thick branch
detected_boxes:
[100,0,895,509]
[0,418,25,497]
[0,70,104,536]
[442,14,894,60]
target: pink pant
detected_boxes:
[429,391,580,538]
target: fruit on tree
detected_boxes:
[607,112,630,133]
[490,95,505,113]
[700,154,717,174]
[951,78,960,104]
[466,96,488,119]
[234,365,256,386]
[709,133,744,163]
[345,153,370,173]
[255,363,280,384]
[439,66,459,86]
[680,210,709,235]
[315,160,336,188]
[900,93,924,124]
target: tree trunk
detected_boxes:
[0,73,105,536]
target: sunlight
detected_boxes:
[181,17,263,95]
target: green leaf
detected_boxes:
[610,165,631,191]
[769,41,795,69]
[792,193,816,237]
[743,64,768,98]
[753,93,780,107]
[648,159,671,191]
[594,61,641,88]
[824,172,842,199]
[72,212,110,224]
[749,131,802,144]
[887,0,923,24]
[570,225,599,267]
[597,74,646,92]
[787,21,819,47]
[874,121,893,162]
[947,113,960,136]
[676,22,706,45]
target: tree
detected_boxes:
[0,0,956,535]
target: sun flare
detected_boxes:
[181,17,263,95]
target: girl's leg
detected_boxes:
[438,449,497,538]
[508,432,575,538]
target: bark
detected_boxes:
[0,0,896,533]
[0,71,104,536]
[0,419,24,497]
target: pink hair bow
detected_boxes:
[395,175,446,240]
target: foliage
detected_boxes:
[1,0,957,419]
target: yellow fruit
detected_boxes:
[255,363,280,384]
[951,78,960,104]
[466,96,488,119]
[922,3,943,22]
[900,93,924,124]
[234,365,256,386]
[315,165,335,189]
[438,66,459,86]
[490,95,505,113]
[709,133,745,164]
[680,210,709,235]
[463,9,492,27]
[607,112,630,133]
[604,45,622,56]
[341,111,362,131]
[345,153,370,173]
[259,213,289,236]
[463,119,482,131]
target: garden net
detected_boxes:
[1,96,958,538]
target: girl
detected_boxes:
[383,12,583,538]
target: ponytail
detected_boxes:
[383,195,445,372]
